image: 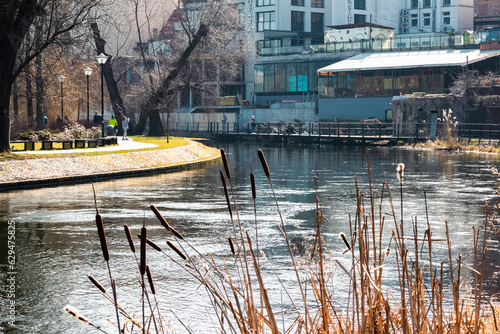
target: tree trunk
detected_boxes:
[0,0,38,152]
[134,23,210,136]
[35,18,45,130]
[91,22,127,134]
[25,32,34,128]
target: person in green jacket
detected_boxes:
[108,115,118,135]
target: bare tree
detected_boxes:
[133,0,246,136]
[0,0,101,152]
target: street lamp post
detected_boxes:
[83,67,93,127]
[58,75,65,120]
[96,53,109,137]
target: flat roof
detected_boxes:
[318,49,500,73]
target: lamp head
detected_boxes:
[96,53,109,65]
[83,67,93,76]
[58,75,66,83]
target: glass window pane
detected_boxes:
[297,63,308,92]
[264,64,275,92]
[286,64,297,92]
[275,64,286,92]
[255,65,264,93]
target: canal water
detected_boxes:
[0,143,499,333]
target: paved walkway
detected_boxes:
[1,139,221,190]
[18,137,158,154]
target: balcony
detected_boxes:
[257,33,489,57]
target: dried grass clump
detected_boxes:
[71,149,499,334]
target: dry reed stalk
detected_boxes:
[150,205,184,240]
[137,235,162,252]
[257,148,313,330]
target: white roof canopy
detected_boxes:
[318,49,500,73]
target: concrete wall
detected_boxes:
[318,97,392,121]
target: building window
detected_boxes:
[411,14,418,27]
[311,0,324,8]
[443,11,450,25]
[423,13,431,26]
[291,11,304,31]
[354,14,366,23]
[354,0,365,10]
[443,0,451,5]
[257,11,275,31]
[423,0,431,7]
[311,13,324,33]
[291,0,304,6]
[411,0,418,9]
[257,0,275,6]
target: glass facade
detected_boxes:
[291,11,304,31]
[255,61,330,94]
[318,68,448,98]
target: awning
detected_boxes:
[318,49,500,73]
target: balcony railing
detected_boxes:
[258,32,488,56]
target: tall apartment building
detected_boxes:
[247,0,474,106]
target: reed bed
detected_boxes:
[67,148,499,333]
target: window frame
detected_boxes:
[411,0,418,9]
[354,14,366,24]
[443,0,451,6]
[311,12,324,34]
[354,0,366,10]
[443,11,450,26]
[291,11,305,31]
[411,14,418,27]
[423,0,431,8]
[311,0,324,8]
[291,0,304,6]
[256,0,275,6]
[423,13,431,27]
[256,11,276,32]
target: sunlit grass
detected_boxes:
[4,136,192,160]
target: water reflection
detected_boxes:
[0,143,499,333]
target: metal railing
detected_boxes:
[168,121,500,143]
[257,33,486,56]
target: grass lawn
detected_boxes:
[1,136,192,161]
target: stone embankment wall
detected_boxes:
[392,86,500,130]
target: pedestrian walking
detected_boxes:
[122,116,130,140]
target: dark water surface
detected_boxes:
[0,143,499,333]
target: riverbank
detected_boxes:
[0,138,221,191]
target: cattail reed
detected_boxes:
[397,163,405,181]
[140,227,146,276]
[228,236,235,254]
[339,233,351,251]
[220,170,232,218]
[137,235,162,252]
[88,275,106,294]
[124,224,135,253]
[257,149,270,178]
[150,204,184,239]
[220,148,231,180]
[145,265,156,295]
[167,240,186,260]
[250,172,256,199]
[64,305,89,324]
[95,214,109,262]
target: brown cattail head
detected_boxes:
[257,149,270,178]
[140,227,147,276]
[250,172,256,199]
[220,170,233,218]
[150,205,184,239]
[228,237,235,254]
[339,233,351,251]
[88,275,107,293]
[166,240,187,260]
[145,265,156,295]
[137,235,162,252]
[95,214,109,262]
[220,148,231,180]
[124,224,135,253]
[397,163,405,181]
[385,247,391,257]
